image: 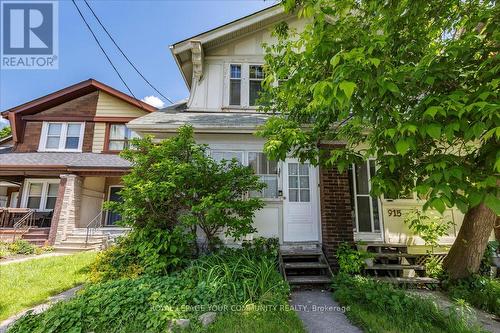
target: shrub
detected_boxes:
[9,239,35,255]
[333,274,484,333]
[8,247,289,333]
[445,275,500,316]
[336,242,372,275]
[404,209,454,253]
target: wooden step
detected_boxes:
[22,233,50,240]
[284,262,328,269]
[365,264,425,271]
[373,253,419,259]
[375,277,440,285]
[281,250,322,258]
[287,275,332,285]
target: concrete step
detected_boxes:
[284,262,329,269]
[22,233,50,240]
[57,241,102,249]
[365,264,425,271]
[287,275,332,285]
[26,228,50,234]
[53,246,97,253]
[65,235,106,242]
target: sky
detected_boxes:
[0,0,276,126]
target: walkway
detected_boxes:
[0,285,83,333]
[0,252,68,266]
[290,290,362,333]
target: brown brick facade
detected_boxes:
[15,121,42,152]
[320,165,354,269]
[25,91,98,120]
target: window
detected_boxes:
[249,65,264,106]
[351,160,381,233]
[288,163,310,202]
[229,64,241,106]
[210,150,279,199]
[23,180,60,211]
[211,150,244,165]
[248,152,278,198]
[107,124,139,151]
[39,122,84,152]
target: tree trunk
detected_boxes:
[443,202,497,279]
[495,216,500,278]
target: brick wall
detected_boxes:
[319,165,354,269]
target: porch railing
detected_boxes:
[11,208,36,240]
[85,211,103,245]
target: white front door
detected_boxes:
[283,159,319,242]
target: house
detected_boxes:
[0,79,155,250]
[128,4,468,267]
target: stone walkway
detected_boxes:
[0,252,68,266]
[410,290,500,333]
[0,285,83,333]
[290,290,362,333]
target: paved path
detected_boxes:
[410,290,500,333]
[0,252,68,266]
[0,285,83,333]
[290,290,362,333]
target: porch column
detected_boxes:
[319,165,354,269]
[52,174,83,245]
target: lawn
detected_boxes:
[0,251,96,321]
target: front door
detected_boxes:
[106,186,123,226]
[283,159,319,242]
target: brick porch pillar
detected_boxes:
[319,165,354,269]
[52,174,82,245]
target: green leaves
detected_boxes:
[395,139,410,156]
[425,123,442,139]
[339,81,357,99]
[423,106,444,119]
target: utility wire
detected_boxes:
[83,0,173,104]
[71,0,141,104]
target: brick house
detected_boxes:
[0,79,155,250]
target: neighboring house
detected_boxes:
[0,79,155,250]
[128,4,468,265]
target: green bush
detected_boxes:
[445,275,500,316]
[9,247,289,333]
[333,274,485,333]
[9,239,35,255]
[336,242,372,275]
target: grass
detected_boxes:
[0,251,96,321]
[188,308,305,333]
[333,274,486,333]
[445,276,500,316]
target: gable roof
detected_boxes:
[171,4,288,88]
[1,79,156,143]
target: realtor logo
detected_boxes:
[1,1,58,69]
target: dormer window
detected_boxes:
[39,122,84,152]
[106,124,139,151]
[249,65,264,106]
[227,64,264,108]
[229,64,242,106]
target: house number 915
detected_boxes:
[387,209,402,217]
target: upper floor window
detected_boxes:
[39,122,84,152]
[107,124,139,151]
[228,64,264,107]
[229,64,242,106]
[249,65,264,106]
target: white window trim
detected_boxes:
[38,122,85,152]
[225,63,264,109]
[351,160,384,236]
[20,179,60,212]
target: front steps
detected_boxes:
[280,244,333,289]
[21,227,50,246]
[53,227,129,253]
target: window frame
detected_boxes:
[38,122,85,152]
[104,123,138,153]
[247,151,279,199]
[229,64,242,106]
[226,63,265,109]
[20,179,60,212]
[248,64,264,107]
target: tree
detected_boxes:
[0,126,11,139]
[258,0,499,279]
[110,125,265,255]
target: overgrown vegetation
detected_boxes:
[445,275,500,317]
[333,274,485,333]
[0,240,53,258]
[0,252,95,321]
[8,244,298,333]
[336,242,372,275]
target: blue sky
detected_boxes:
[0,0,275,122]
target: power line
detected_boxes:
[71,0,141,104]
[83,0,173,104]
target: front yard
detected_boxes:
[0,251,95,321]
